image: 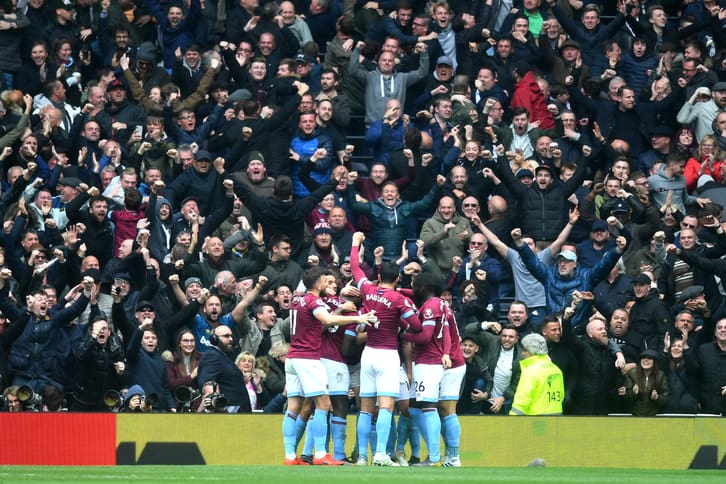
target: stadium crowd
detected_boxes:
[0,0,726,465]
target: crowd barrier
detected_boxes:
[1,414,724,468]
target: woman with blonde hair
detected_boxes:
[684,134,723,192]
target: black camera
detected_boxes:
[175,386,199,404]
[206,392,227,410]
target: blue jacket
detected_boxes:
[364,119,406,166]
[518,244,622,328]
[146,0,201,68]
[290,128,334,198]
[0,289,89,387]
[198,346,253,411]
[126,327,175,410]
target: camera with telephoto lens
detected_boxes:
[104,390,123,410]
[17,385,43,411]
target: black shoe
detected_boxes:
[343,456,357,464]
[300,454,313,465]
[408,456,421,465]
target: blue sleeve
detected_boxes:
[517,243,549,284]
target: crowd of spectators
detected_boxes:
[0,0,725,417]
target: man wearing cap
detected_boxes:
[456,334,492,415]
[678,82,726,142]
[509,333,564,415]
[23,180,71,232]
[545,37,589,89]
[165,150,227,217]
[45,0,82,54]
[627,272,670,352]
[230,151,274,197]
[126,41,171,92]
[623,348,669,416]
[94,77,147,146]
[575,219,616,269]
[513,226,628,329]
[493,150,587,244]
[637,125,674,173]
[300,222,339,269]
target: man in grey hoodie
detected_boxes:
[348,40,429,125]
[647,152,710,213]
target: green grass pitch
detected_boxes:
[0,466,722,483]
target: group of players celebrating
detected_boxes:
[282,232,464,467]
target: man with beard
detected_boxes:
[316,69,350,131]
[197,324,252,412]
[607,308,641,369]
[188,288,253,352]
[66,186,114,267]
[561,293,626,415]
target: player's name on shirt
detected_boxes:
[365,292,393,308]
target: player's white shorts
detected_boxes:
[413,363,444,403]
[348,362,361,388]
[285,358,328,398]
[397,365,415,402]
[321,358,350,396]
[360,347,400,398]
[440,365,466,401]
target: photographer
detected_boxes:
[197,325,252,413]
[197,381,228,413]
